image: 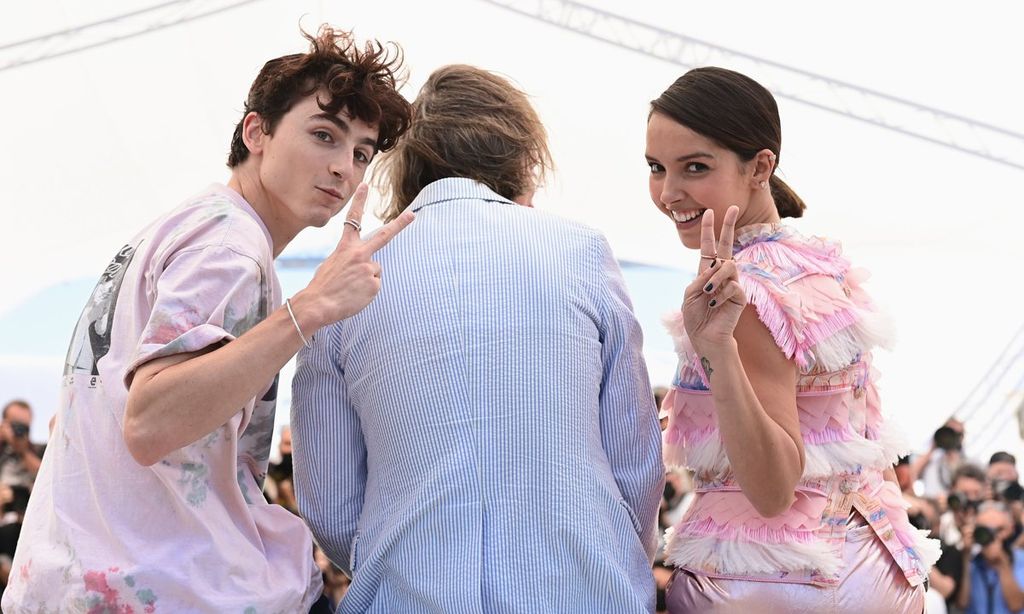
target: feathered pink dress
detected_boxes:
[661,224,939,613]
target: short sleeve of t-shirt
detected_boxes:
[125,244,266,385]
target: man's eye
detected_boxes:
[313,131,332,142]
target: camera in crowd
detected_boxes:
[973,523,1016,558]
[949,491,983,513]
[975,524,997,547]
[9,422,29,439]
[970,521,995,548]
[933,426,963,452]
[993,479,1024,503]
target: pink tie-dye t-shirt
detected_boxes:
[3,185,322,613]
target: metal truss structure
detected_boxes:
[0,0,265,73]
[483,0,1024,172]
[954,323,1024,455]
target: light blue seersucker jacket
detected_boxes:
[291,178,664,613]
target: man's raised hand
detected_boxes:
[292,184,415,331]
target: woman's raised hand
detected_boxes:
[682,206,748,358]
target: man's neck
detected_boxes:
[227,168,296,258]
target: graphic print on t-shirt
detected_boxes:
[64,242,139,378]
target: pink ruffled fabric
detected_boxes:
[659,223,936,588]
[732,224,891,374]
[662,385,908,480]
[665,488,839,577]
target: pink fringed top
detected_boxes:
[661,223,940,587]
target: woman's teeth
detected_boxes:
[672,209,703,223]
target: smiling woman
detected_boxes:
[650,67,938,614]
[645,66,803,251]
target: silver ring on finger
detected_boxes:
[344,219,362,233]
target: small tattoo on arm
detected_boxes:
[700,356,713,379]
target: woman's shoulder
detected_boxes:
[733,223,850,283]
[732,224,891,372]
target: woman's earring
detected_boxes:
[759,180,767,189]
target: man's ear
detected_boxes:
[241,112,267,157]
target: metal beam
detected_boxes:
[482,0,1024,171]
[0,0,266,73]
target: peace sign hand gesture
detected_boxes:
[292,183,415,331]
[682,206,748,356]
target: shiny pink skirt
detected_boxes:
[665,522,925,613]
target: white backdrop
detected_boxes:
[2,0,1023,454]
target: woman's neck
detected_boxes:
[736,190,781,229]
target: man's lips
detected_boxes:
[317,186,342,200]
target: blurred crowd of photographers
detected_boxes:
[0,400,44,592]
[899,419,1024,613]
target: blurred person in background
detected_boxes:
[655,468,694,613]
[989,452,1019,485]
[957,501,1024,613]
[935,464,991,612]
[896,455,916,495]
[0,400,44,491]
[898,453,944,561]
[891,460,954,613]
[315,547,349,610]
[656,385,669,431]
[912,419,968,498]
[911,495,952,614]
[266,425,298,514]
[0,485,30,592]
[988,452,1024,548]
[654,384,693,613]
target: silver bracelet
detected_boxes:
[285,298,311,348]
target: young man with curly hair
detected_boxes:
[3,26,413,612]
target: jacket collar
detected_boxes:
[406,178,518,213]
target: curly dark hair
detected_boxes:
[227,25,412,167]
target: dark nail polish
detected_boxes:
[709,260,716,268]
[704,282,714,292]
[709,299,717,307]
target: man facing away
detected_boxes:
[3,26,413,612]
[291,64,664,613]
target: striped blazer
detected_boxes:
[291,178,663,613]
